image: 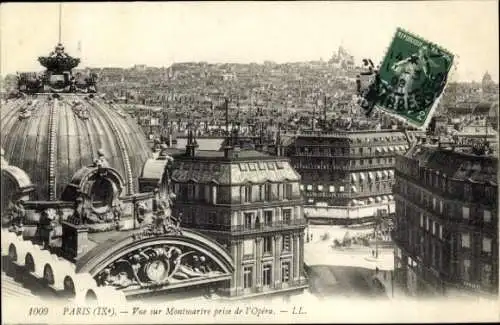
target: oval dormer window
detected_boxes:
[90,178,114,213]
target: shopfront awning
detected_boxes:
[388,195,394,200]
[359,173,365,181]
[376,171,383,179]
[317,185,324,191]
[383,170,389,177]
[368,197,375,203]
[368,172,374,180]
[382,195,388,202]
[351,174,357,182]
[375,196,382,202]
[389,170,395,178]
[351,186,357,193]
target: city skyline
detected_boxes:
[1,1,499,82]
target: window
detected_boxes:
[425,217,430,231]
[208,212,216,224]
[285,184,293,199]
[339,186,345,192]
[264,183,272,201]
[484,210,492,223]
[264,210,273,225]
[420,213,424,227]
[243,266,253,289]
[282,235,291,251]
[462,259,471,282]
[462,206,470,219]
[243,185,252,203]
[481,264,492,287]
[432,222,437,235]
[187,184,195,200]
[281,261,291,283]
[89,178,114,211]
[263,237,273,255]
[482,237,492,253]
[432,198,436,210]
[439,225,443,240]
[282,209,292,224]
[439,200,444,214]
[244,213,253,229]
[263,264,272,287]
[461,233,470,248]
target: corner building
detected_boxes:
[287,130,411,223]
[166,137,308,298]
[393,143,498,297]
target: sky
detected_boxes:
[1,1,498,82]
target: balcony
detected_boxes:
[183,219,307,235]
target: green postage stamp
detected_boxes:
[375,28,454,128]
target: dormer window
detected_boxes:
[89,178,114,212]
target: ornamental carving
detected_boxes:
[94,244,224,289]
[17,43,98,94]
[4,199,26,235]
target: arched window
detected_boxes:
[89,178,114,212]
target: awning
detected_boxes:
[376,147,381,153]
[375,196,382,202]
[368,172,374,180]
[359,173,365,181]
[382,195,388,201]
[389,170,395,177]
[351,186,357,193]
[329,185,335,192]
[352,199,358,205]
[307,185,313,191]
[383,170,389,177]
[351,174,357,182]
[339,186,345,192]
[399,145,405,151]
[317,185,324,191]
[389,146,395,152]
[389,195,394,200]
[300,184,305,190]
[358,200,366,206]
[308,199,314,203]
[368,197,375,203]
[376,171,383,179]
[382,147,388,153]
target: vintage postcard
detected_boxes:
[1,1,499,324]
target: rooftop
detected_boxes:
[405,144,497,185]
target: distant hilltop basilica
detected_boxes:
[328,46,355,70]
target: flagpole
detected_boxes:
[58,3,62,44]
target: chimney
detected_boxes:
[275,124,282,156]
[185,125,197,157]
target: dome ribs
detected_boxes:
[89,98,134,195]
[48,97,59,200]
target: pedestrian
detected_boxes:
[372,249,375,257]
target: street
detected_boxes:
[304,225,394,299]
[306,265,387,298]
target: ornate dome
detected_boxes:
[1,93,152,201]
